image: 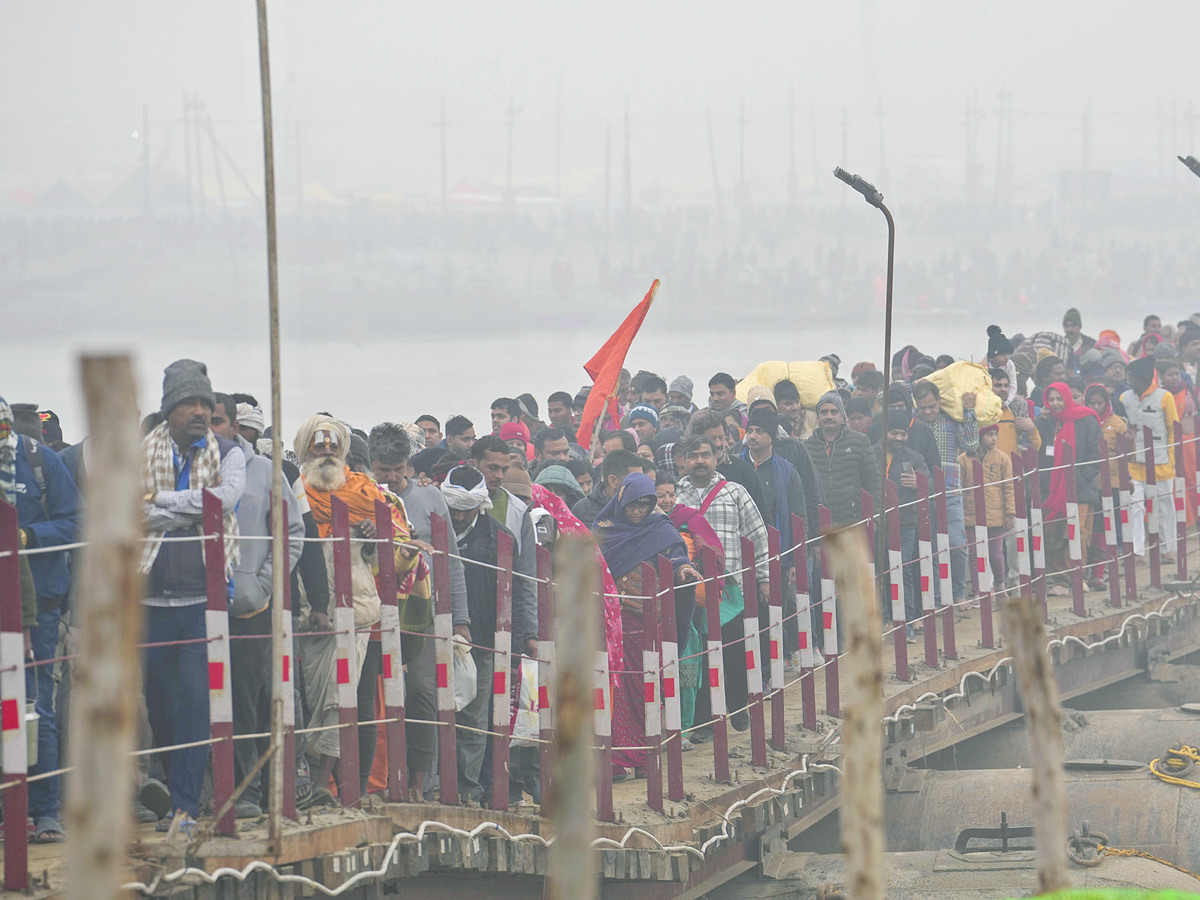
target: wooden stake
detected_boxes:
[825,525,882,900]
[1001,596,1069,894]
[253,0,288,847]
[66,356,146,900]
[547,536,600,900]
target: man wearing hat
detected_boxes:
[742,407,807,661]
[986,325,1018,402]
[668,376,696,413]
[235,403,266,445]
[1121,357,1180,562]
[1062,308,1095,373]
[803,390,881,527]
[139,359,247,834]
[627,404,660,446]
[515,393,545,435]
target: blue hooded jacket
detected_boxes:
[14,435,82,604]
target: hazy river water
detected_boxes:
[12,314,1082,444]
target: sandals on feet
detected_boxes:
[32,817,65,844]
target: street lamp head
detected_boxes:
[833,166,884,208]
[1179,155,1200,180]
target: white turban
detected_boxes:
[237,403,266,434]
[441,475,493,511]
[293,414,349,465]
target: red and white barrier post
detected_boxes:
[656,555,685,802]
[740,537,768,767]
[790,514,818,731]
[915,472,938,667]
[765,526,786,751]
[0,500,28,891]
[1146,426,1162,589]
[536,544,555,815]
[203,489,236,834]
[279,508,297,819]
[330,496,361,808]
[640,561,663,812]
[594,583,614,822]
[490,531,514,813]
[933,469,957,658]
[1061,444,1086,616]
[1010,453,1034,604]
[884,481,908,681]
[1095,436,1121,609]
[969,459,995,649]
[1115,433,1138,604]
[1175,421,1188,581]
[429,513,458,805]
[1024,449,1048,621]
[701,544,731,783]
[374,499,407,802]
[818,505,839,717]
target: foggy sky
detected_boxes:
[4,1,1200,201]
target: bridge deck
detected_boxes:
[8,555,1195,900]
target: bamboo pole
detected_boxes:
[1001,596,1069,894]
[825,525,882,900]
[253,0,287,846]
[547,536,600,900]
[66,356,145,900]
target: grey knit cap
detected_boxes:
[669,376,694,401]
[161,359,215,415]
[816,389,845,417]
[1100,349,1125,370]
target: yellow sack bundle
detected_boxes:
[736,361,835,409]
[916,360,1002,425]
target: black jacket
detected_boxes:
[571,482,612,528]
[803,426,883,526]
[456,512,518,648]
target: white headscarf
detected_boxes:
[441,471,493,511]
[237,403,266,435]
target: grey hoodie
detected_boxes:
[231,435,305,618]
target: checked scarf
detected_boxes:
[0,396,16,506]
[139,421,240,575]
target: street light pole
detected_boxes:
[833,167,895,601]
[1180,155,1200,180]
[833,167,894,391]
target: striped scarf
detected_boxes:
[139,421,240,576]
[0,397,15,507]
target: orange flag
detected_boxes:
[575,279,660,450]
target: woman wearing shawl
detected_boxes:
[527,483,625,689]
[593,473,699,778]
[1035,382,1101,595]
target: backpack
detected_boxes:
[21,437,48,514]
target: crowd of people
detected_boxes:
[3,304,1199,837]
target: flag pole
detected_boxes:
[588,395,609,464]
[579,280,660,463]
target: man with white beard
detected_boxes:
[293,414,423,798]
